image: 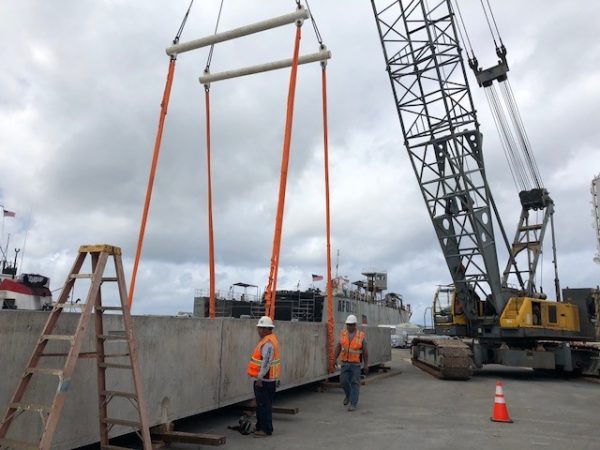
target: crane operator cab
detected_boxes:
[433,286,468,336]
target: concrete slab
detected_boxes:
[0,310,390,449]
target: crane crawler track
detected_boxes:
[411,337,474,380]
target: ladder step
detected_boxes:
[97,306,124,311]
[98,334,128,341]
[98,363,132,370]
[9,402,52,413]
[101,390,138,399]
[0,438,39,449]
[104,352,130,358]
[100,417,141,428]
[41,334,75,342]
[101,277,119,282]
[26,367,63,377]
[70,273,94,279]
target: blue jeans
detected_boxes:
[340,363,361,407]
[254,380,276,434]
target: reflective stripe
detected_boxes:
[494,396,506,404]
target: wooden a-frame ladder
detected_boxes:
[0,245,151,450]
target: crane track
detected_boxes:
[411,337,474,380]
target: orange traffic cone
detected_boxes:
[490,380,513,423]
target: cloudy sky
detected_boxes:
[1,1,599,322]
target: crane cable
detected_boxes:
[480,0,504,47]
[452,0,475,59]
[264,24,303,319]
[129,1,194,307]
[203,0,226,319]
[499,80,543,188]
[305,0,323,45]
[205,0,226,73]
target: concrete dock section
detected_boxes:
[0,310,390,449]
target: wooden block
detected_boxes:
[150,431,226,446]
[240,405,299,415]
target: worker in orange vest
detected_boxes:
[334,314,368,411]
[247,316,281,437]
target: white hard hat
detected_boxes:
[345,314,358,324]
[257,316,275,328]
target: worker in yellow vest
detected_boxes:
[334,314,368,411]
[247,315,281,437]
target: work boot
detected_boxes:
[347,405,356,412]
[254,430,269,438]
[343,397,349,406]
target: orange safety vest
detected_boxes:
[339,329,365,363]
[247,334,281,380]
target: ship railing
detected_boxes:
[194,288,259,302]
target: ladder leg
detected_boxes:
[39,251,109,450]
[0,251,87,438]
[95,286,110,445]
[114,253,152,449]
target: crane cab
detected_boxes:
[433,287,468,336]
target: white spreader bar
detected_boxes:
[199,49,331,85]
[166,6,310,56]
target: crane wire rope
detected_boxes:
[129,2,195,307]
[205,0,226,73]
[479,0,498,47]
[451,0,475,59]
[485,87,519,192]
[487,85,530,191]
[485,0,504,46]
[305,0,324,45]
[500,80,543,187]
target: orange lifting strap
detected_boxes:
[321,64,335,374]
[204,88,216,319]
[129,58,176,307]
[264,25,303,319]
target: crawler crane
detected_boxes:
[369,0,600,378]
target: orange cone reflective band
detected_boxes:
[490,380,513,423]
[129,58,176,307]
[264,25,302,319]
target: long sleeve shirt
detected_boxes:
[257,341,276,382]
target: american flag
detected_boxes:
[312,274,324,282]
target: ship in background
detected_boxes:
[0,251,52,310]
[193,270,411,325]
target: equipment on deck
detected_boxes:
[369,0,600,379]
